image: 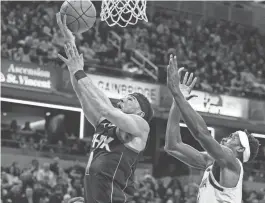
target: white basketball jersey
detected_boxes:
[197,159,243,203]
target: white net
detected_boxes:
[101,0,148,27]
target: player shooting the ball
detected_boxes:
[56,13,154,203]
[165,55,260,203]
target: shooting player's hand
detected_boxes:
[56,13,75,44]
[58,42,84,74]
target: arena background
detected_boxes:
[1,1,265,203]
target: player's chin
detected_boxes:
[116,107,122,111]
[121,108,130,114]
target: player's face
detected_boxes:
[116,95,141,114]
[220,132,242,149]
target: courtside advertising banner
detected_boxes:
[160,85,249,119]
[1,59,57,92]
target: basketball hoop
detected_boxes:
[100,0,148,27]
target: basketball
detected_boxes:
[60,0,96,34]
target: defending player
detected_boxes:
[165,55,260,203]
[56,14,153,203]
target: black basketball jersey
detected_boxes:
[85,119,142,193]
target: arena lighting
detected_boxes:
[252,133,265,139]
[30,119,46,130]
[179,123,215,138]
[0,97,85,139]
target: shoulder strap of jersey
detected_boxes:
[96,119,118,135]
[236,158,244,179]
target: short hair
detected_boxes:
[244,129,260,162]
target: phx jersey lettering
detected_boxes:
[84,119,142,203]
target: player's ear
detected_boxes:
[138,111,145,118]
[237,146,245,153]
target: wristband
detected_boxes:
[74,70,87,81]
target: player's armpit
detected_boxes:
[101,107,149,137]
[165,143,212,170]
[197,134,241,172]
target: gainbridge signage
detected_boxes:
[89,74,160,106]
[1,59,57,91]
[61,70,160,106]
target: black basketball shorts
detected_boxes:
[84,174,133,203]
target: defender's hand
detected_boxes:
[167,55,197,100]
[56,13,75,44]
[167,55,180,92]
[178,67,197,101]
[58,42,84,74]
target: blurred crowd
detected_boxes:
[1,158,265,203]
[1,158,85,203]
[1,119,92,156]
[118,12,265,98]
[1,117,265,203]
[0,1,124,71]
[1,1,265,99]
